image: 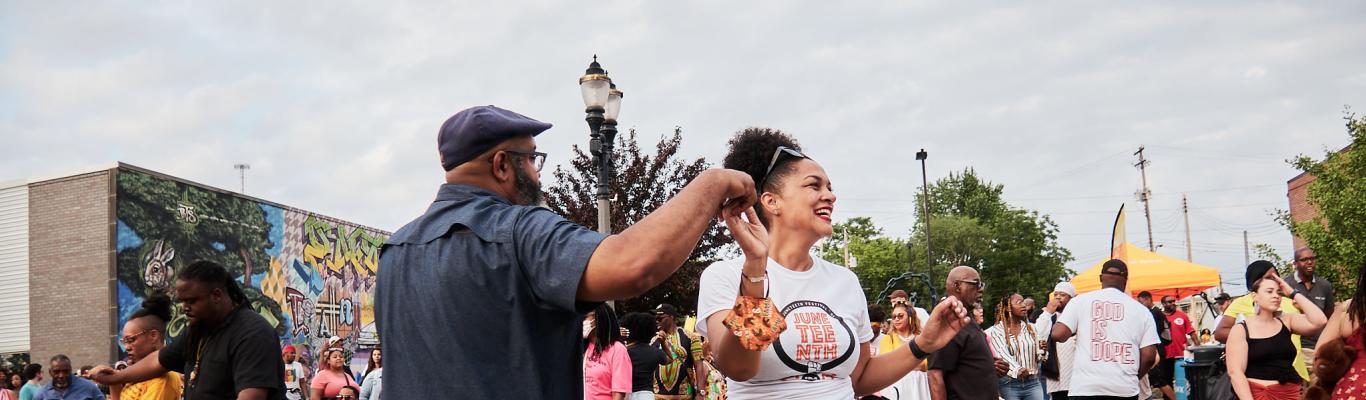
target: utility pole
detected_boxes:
[843,226,851,267]
[1134,146,1155,251]
[1243,230,1250,266]
[233,164,250,193]
[1183,194,1193,262]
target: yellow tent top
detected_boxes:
[1071,242,1222,300]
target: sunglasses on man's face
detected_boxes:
[956,279,985,290]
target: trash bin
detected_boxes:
[1184,345,1226,400]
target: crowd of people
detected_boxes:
[8,104,1365,400]
[0,259,385,400]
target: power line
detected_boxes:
[842,184,1285,204]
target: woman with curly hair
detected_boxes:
[986,293,1045,400]
[620,312,671,400]
[696,127,970,399]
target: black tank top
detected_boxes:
[1241,320,1302,383]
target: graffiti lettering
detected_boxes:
[286,288,311,337]
[175,203,198,224]
[303,216,383,278]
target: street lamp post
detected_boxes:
[915,149,931,282]
[579,56,622,235]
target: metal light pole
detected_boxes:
[915,149,931,282]
[233,163,250,193]
[578,56,622,235]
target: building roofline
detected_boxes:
[116,162,391,235]
[22,162,122,185]
[13,162,390,234]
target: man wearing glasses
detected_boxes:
[1282,247,1333,374]
[1051,260,1160,400]
[377,106,758,399]
[928,266,998,400]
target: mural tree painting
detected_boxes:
[543,128,731,314]
[115,169,387,372]
[115,170,285,339]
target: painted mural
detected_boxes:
[115,169,387,372]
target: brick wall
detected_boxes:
[28,170,116,368]
[1286,172,1319,251]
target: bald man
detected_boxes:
[928,266,998,400]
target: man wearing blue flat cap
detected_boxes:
[377,105,758,399]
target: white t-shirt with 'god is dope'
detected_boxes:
[1057,287,1161,397]
[696,256,873,400]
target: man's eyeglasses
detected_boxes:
[760,146,810,188]
[501,149,547,171]
[1296,256,1317,262]
[120,329,156,345]
[956,279,985,290]
[336,395,355,400]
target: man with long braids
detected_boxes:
[90,260,286,400]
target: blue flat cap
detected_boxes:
[438,105,552,171]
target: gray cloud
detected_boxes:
[3,1,1364,294]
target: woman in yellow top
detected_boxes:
[876,303,929,400]
[111,294,183,400]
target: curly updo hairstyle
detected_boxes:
[722,127,803,226]
[130,293,174,332]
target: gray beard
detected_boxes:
[513,164,544,206]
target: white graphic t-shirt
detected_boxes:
[1057,287,1161,397]
[697,256,874,400]
[284,361,307,400]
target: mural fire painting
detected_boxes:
[115,170,387,372]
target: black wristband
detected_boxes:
[908,337,931,359]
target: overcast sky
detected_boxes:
[4,1,1363,296]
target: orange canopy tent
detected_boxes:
[1070,242,1222,300]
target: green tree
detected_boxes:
[910,169,1075,324]
[1279,110,1366,300]
[817,217,911,305]
[543,127,730,315]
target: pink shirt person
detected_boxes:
[583,341,632,400]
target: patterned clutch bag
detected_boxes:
[723,296,788,351]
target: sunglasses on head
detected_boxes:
[760,146,810,188]
[1101,269,1128,277]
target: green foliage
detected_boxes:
[1280,109,1366,301]
[822,170,1074,326]
[910,169,1075,325]
[817,217,910,304]
[543,127,728,315]
[1251,243,1291,276]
